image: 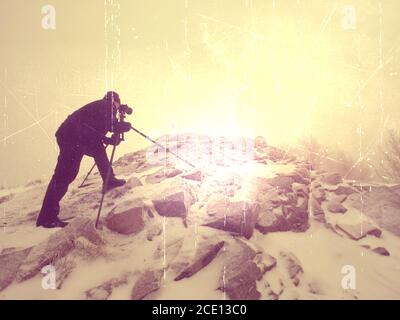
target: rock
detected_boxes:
[280,251,304,286]
[182,170,203,182]
[310,197,325,222]
[206,195,229,216]
[312,188,326,203]
[0,247,31,291]
[262,253,278,271]
[347,186,400,236]
[256,207,285,233]
[333,185,356,196]
[126,176,143,189]
[336,221,382,240]
[264,175,294,192]
[372,247,390,256]
[86,273,131,300]
[327,201,347,214]
[67,217,105,245]
[218,240,268,300]
[203,200,260,239]
[292,183,309,197]
[310,181,322,190]
[145,167,182,184]
[131,269,163,300]
[106,199,145,235]
[108,177,143,199]
[16,217,102,282]
[330,194,348,203]
[321,173,342,185]
[172,232,224,281]
[256,189,309,234]
[152,179,195,218]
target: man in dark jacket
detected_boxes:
[36,91,131,228]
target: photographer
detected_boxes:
[36,91,131,228]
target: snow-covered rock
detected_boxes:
[2,133,400,300]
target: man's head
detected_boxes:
[104,91,121,109]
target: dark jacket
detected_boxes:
[56,99,117,148]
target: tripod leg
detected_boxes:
[78,162,96,188]
[78,145,108,188]
[95,143,117,229]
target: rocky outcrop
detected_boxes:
[327,201,347,214]
[152,178,196,218]
[172,231,224,281]
[218,240,273,300]
[106,199,145,235]
[203,200,260,239]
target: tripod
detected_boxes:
[94,110,126,229]
[79,125,196,189]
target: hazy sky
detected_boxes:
[1,0,400,187]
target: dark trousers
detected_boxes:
[37,136,113,223]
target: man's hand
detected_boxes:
[102,134,121,146]
[114,121,131,134]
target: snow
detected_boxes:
[1,135,400,300]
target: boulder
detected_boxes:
[0,247,31,291]
[333,185,356,196]
[203,200,260,239]
[327,201,347,214]
[152,179,195,218]
[106,199,145,235]
[321,173,342,185]
[336,221,382,240]
[206,195,229,216]
[131,269,163,300]
[256,190,309,233]
[218,240,269,300]
[172,231,225,281]
[256,207,285,233]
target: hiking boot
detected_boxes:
[36,217,69,229]
[103,177,126,193]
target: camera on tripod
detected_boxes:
[119,104,133,115]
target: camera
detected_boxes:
[119,104,133,115]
